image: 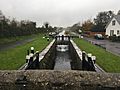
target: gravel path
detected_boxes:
[0,38,35,51]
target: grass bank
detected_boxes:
[0,35,37,45]
[0,34,51,70]
[74,38,120,73]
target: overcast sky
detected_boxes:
[0,0,120,27]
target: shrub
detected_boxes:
[109,35,120,42]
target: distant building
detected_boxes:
[106,10,120,36]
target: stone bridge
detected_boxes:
[0,70,120,90]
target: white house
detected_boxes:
[106,11,120,37]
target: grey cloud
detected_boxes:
[0,0,120,27]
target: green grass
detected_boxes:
[0,34,51,70]
[74,38,120,73]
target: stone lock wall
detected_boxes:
[69,40,82,70]
[39,41,56,70]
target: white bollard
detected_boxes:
[26,55,30,63]
[31,47,34,50]
[31,47,34,54]
[81,36,83,38]
[47,38,50,41]
[92,56,96,64]
[87,53,92,57]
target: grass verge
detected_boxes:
[74,38,120,73]
[0,34,51,70]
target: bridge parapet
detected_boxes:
[0,70,120,90]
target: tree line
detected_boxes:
[70,10,114,33]
[0,11,56,38]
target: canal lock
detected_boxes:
[24,36,95,71]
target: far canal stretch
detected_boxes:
[54,45,71,70]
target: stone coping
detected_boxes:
[0,70,120,87]
[70,40,82,60]
[38,39,55,62]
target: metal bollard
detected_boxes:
[31,47,34,54]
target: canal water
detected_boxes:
[54,45,72,70]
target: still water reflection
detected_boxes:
[54,45,71,70]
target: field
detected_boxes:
[74,38,120,73]
[0,34,51,70]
